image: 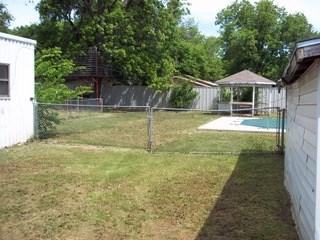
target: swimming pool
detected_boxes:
[240,118,285,129]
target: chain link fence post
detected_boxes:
[77,97,80,112]
[276,107,280,152]
[100,98,104,112]
[280,108,286,154]
[147,106,154,152]
[33,100,39,139]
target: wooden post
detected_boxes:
[252,86,255,117]
[230,87,233,116]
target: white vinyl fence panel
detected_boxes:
[257,87,286,109]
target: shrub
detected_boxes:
[37,105,61,138]
[35,48,91,137]
[220,88,231,102]
[169,83,198,108]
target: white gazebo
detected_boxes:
[215,70,276,116]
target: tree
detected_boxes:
[35,47,91,103]
[35,47,92,137]
[99,0,183,89]
[173,21,225,81]
[33,0,187,90]
[216,0,315,80]
[0,1,13,32]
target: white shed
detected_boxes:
[282,38,320,240]
[0,32,36,149]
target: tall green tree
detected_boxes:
[173,21,225,81]
[0,1,13,32]
[216,0,315,79]
[32,0,187,90]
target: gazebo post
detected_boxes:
[230,87,233,116]
[268,86,272,115]
[252,85,255,117]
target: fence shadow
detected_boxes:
[195,151,298,240]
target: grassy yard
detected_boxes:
[0,111,297,239]
[0,144,296,240]
[44,110,277,153]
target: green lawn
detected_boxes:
[0,111,297,239]
[44,110,277,153]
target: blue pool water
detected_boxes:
[241,118,285,129]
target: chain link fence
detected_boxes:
[34,102,285,154]
[148,107,285,154]
[35,103,150,149]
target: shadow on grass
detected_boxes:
[195,151,298,240]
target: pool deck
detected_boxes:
[198,117,280,133]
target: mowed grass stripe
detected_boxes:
[0,143,297,239]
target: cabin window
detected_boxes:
[0,64,9,97]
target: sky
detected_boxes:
[3,0,320,36]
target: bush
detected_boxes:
[37,105,61,138]
[220,88,231,102]
[35,48,92,138]
[169,83,198,108]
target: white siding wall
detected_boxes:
[285,60,320,240]
[0,33,36,149]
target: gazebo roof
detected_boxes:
[216,70,275,86]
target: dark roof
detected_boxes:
[282,38,320,84]
[215,70,275,86]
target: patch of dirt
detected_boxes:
[140,219,194,240]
